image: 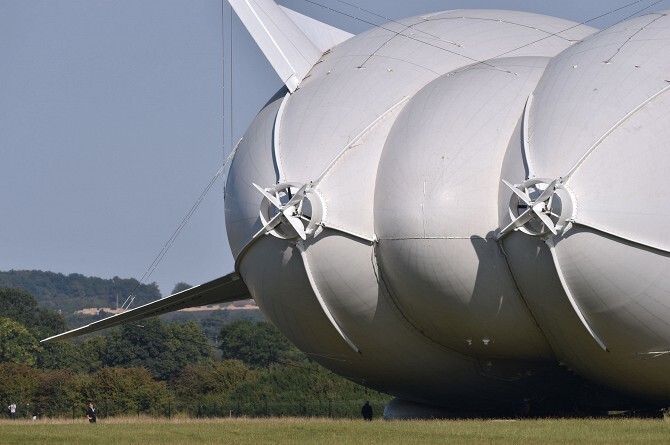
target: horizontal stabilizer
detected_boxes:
[228,0,323,92]
[41,272,251,343]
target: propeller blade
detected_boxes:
[535,209,558,235]
[496,208,533,240]
[252,183,282,209]
[536,179,557,204]
[251,212,284,240]
[286,183,308,208]
[513,208,534,229]
[502,179,532,206]
[286,214,307,240]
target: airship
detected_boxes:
[44,0,670,418]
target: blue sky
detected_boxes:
[1,0,666,297]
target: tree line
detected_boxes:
[0,270,161,313]
[0,288,389,419]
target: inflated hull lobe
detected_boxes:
[226,5,670,410]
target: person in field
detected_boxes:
[86,402,96,423]
[361,401,372,421]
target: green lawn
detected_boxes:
[1,417,669,445]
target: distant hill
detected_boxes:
[0,270,264,340]
[0,270,161,313]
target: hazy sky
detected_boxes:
[1,0,666,297]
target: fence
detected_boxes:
[2,399,387,421]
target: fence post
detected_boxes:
[72,404,75,421]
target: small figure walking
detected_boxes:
[8,403,16,420]
[86,402,96,423]
[361,400,373,421]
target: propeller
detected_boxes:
[253,182,311,240]
[497,178,560,240]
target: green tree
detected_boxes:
[164,320,212,371]
[104,318,211,380]
[171,282,192,294]
[0,363,40,416]
[35,369,82,417]
[218,320,302,367]
[0,318,39,366]
[0,287,66,338]
[0,287,39,322]
[162,305,264,342]
[228,361,389,417]
[172,360,253,404]
[37,342,86,372]
[84,367,172,417]
[79,336,108,372]
[170,360,256,417]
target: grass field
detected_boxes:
[1,417,669,445]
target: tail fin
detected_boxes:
[228,0,352,91]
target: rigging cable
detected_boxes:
[123,1,238,311]
[487,0,666,62]
[300,0,666,74]
[121,145,240,310]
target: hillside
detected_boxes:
[0,270,160,313]
[0,270,263,337]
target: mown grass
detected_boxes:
[0,416,669,445]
